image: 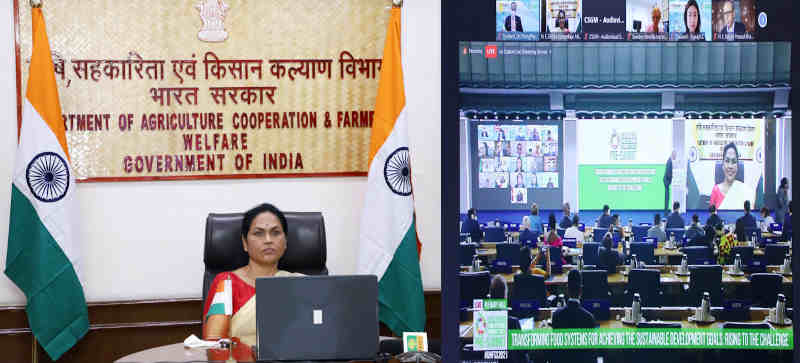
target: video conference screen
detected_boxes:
[496,0,787,41]
[685,118,765,210]
[471,121,564,210]
[577,119,673,210]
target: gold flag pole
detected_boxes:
[32,336,38,363]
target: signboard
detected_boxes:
[15,0,390,181]
[472,299,508,351]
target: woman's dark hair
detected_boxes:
[761,207,770,216]
[519,247,532,275]
[692,214,699,223]
[572,214,580,226]
[241,203,288,239]
[683,0,701,34]
[708,204,716,213]
[722,142,739,160]
[780,177,789,189]
[548,213,557,231]
[467,208,477,219]
[489,275,508,299]
[654,213,661,225]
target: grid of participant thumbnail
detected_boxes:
[476,125,559,204]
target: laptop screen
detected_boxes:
[255,275,378,361]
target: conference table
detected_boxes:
[474,240,777,260]
[460,264,792,287]
[458,307,792,339]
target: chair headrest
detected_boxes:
[204,211,327,273]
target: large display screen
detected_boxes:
[496,0,789,41]
[685,119,765,210]
[472,121,564,210]
[577,119,673,210]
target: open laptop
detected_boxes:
[255,275,378,361]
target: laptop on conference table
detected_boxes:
[255,275,378,362]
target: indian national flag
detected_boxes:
[205,278,233,319]
[357,7,425,335]
[5,7,89,360]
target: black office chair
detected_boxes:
[581,270,611,300]
[630,242,656,265]
[682,246,713,265]
[497,243,522,266]
[765,244,789,265]
[625,269,662,307]
[631,225,649,242]
[583,242,600,266]
[511,274,546,319]
[202,211,328,304]
[484,227,505,243]
[593,228,608,242]
[459,271,490,310]
[685,265,723,307]
[581,270,612,318]
[749,273,783,307]
[459,245,477,267]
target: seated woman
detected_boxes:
[203,203,304,346]
[521,245,551,278]
[597,233,622,275]
[543,214,567,265]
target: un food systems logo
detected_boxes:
[384,147,412,196]
[26,152,70,203]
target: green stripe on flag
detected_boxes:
[5,185,89,360]
[378,219,426,335]
[206,303,226,320]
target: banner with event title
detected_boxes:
[15,0,390,181]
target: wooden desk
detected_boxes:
[115,339,377,362]
[459,307,791,338]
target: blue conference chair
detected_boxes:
[593,228,608,242]
[484,227,505,243]
[765,244,789,266]
[518,230,540,247]
[459,245,476,267]
[582,242,601,266]
[459,271,490,310]
[496,243,521,267]
[510,274,546,319]
[749,273,783,308]
[631,225,649,242]
[682,246,713,265]
[562,237,577,248]
[630,242,656,265]
[624,269,663,307]
[686,265,723,307]
[581,270,611,319]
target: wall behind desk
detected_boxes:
[0,1,441,304]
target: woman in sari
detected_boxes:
[203,203,303,347]
[710,143,754,210]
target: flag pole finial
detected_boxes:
[392,0,402,8]
[30,0,41,8]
